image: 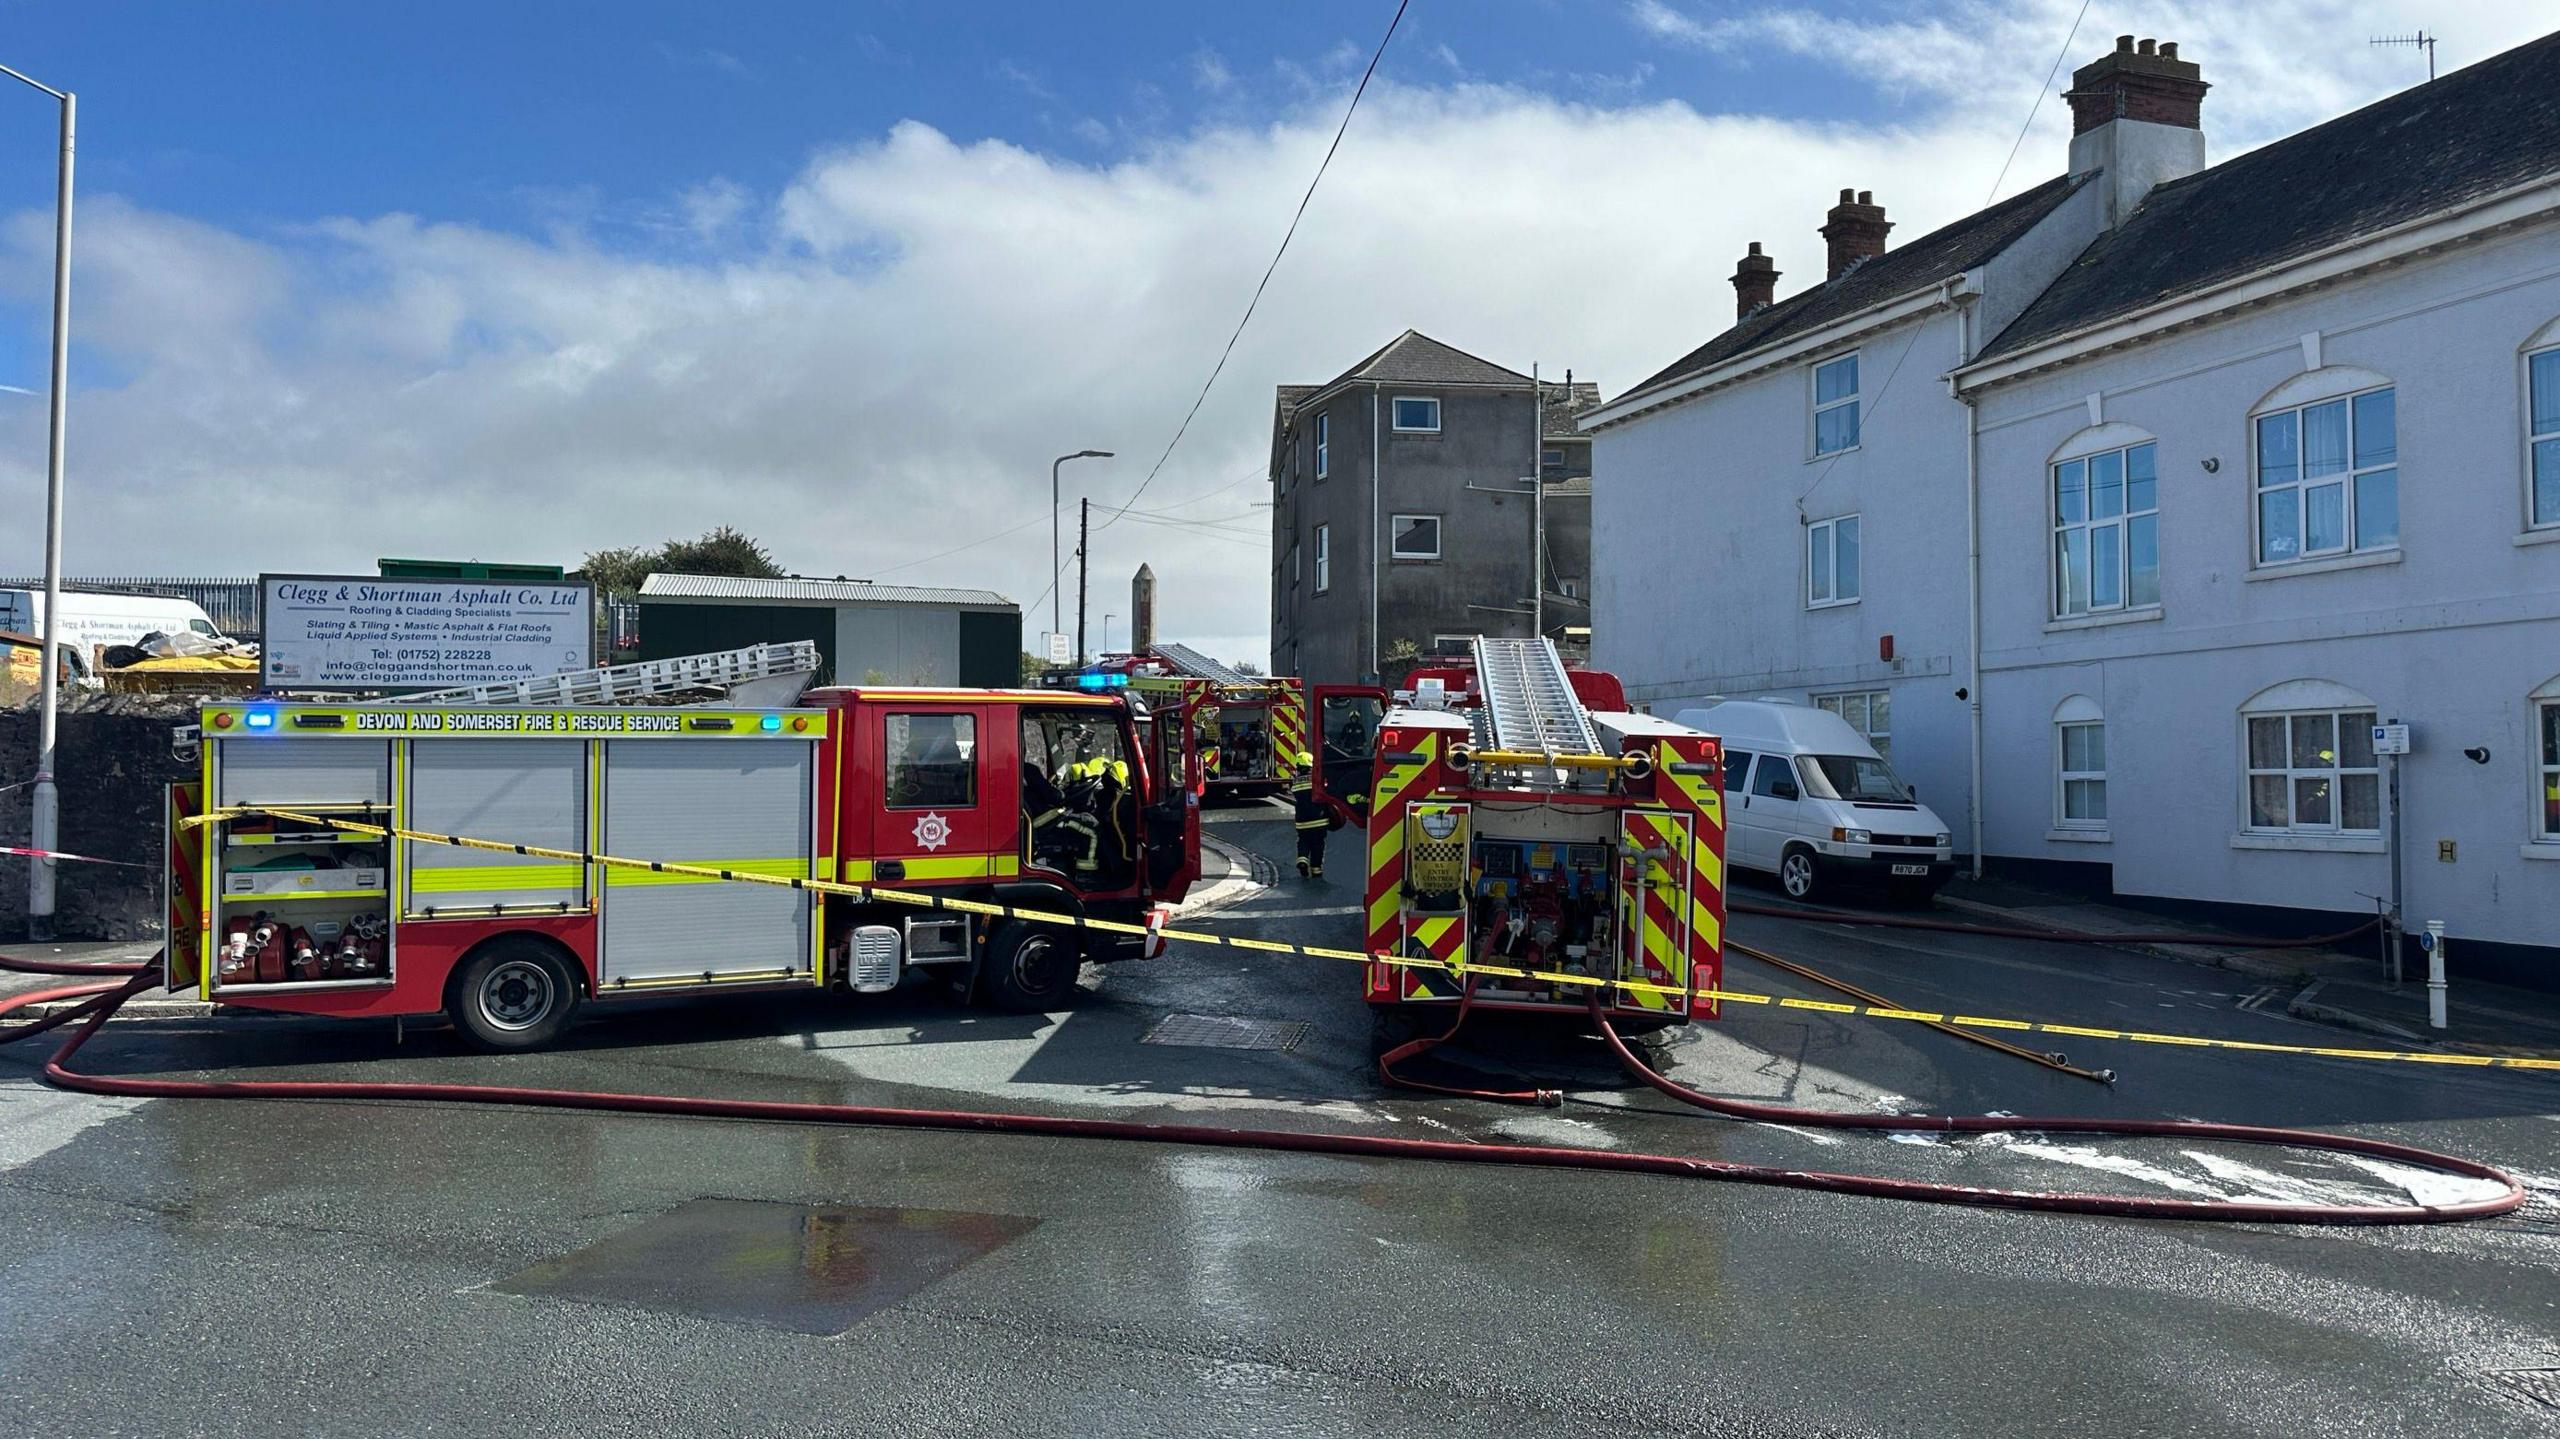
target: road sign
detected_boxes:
[2372,723,2411,755]
[1046,631,1070,665]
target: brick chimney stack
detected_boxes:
[1819,189,1891,280]
[1729,241,1779,320]
[2067,36,2209,226]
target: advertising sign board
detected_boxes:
[259,573,593,692]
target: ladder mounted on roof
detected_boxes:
[359,642,821,709]
[1472,635,1602,758]
[1152,641,1258,689]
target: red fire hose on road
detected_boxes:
[0,952,2525,1226]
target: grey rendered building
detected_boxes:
[1269,330,1598,685]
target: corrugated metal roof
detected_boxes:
[638,573,1016,608]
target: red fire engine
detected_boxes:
[1081,643,1384,821]
[164,644,1202,1051]
[1362,637,1725,1028]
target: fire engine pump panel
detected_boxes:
[1372,637,1722,1020]
[180,696,826,1003]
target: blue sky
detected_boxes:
[0,2,2539,662]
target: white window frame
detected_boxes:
[2252,382,2397,567]
[2052,441,2159,618]
[2244,707,2380,836]
[1314,411,1330,480]
[1431,632,1473,656]
[2535,680,2560,844]
[1391,396,1441,433]
[2054,698,2107,832]
[1805,513,1860,609]
[1313,524,1331,594]
[2528,342,2560,532]
[1389,513,1442,561]
[1810,352,1860,458]
[1815,690,1889,762]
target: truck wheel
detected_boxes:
[448,938,579,1052]
[983,920,1083,1013]
[1778,845,1823,903]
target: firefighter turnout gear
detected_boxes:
[1292,751,1328,879]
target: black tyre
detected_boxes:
[982,920,1084,1013]
[448,937,579,1052]
[1777,845,1823,903]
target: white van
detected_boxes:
[1671,699,1955,903]
[0,589,223,680]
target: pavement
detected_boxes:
[1930,874,2560,1058]
[5,814,2560,1435]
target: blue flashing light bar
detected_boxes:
[1074,671,1129,690]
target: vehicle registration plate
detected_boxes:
[1890,864,1929,877]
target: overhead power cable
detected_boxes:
[1094,0,1409,534]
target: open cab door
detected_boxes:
[1139,685,1203,901]
[1311,684,1388,825]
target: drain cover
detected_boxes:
[1142,1012,1310,1051]
[493,1199,1038,1334]
[2486,1368,2560,1411]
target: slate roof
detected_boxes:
[1980,32,2560,363]
[639,574,1015,609]
[1541,381,1604,441]
[1614,173,2090,403]
[1311,329,1533,393]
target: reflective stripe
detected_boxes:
[411,862,585,894]
[842,853,1023,882]
[605,856,810,888]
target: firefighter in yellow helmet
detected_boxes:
[1290,749,1329,879]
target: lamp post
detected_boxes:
[1051,450,1112,651]
[2,61,72,940]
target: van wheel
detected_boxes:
[983,921,1083,1013]
[1778,846,1823,903]
[448,938,579,1052]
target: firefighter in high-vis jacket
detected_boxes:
[1291,749,1328,879]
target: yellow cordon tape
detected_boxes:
[203,806,2560,1074]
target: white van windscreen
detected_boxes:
[1804,755,1910,804]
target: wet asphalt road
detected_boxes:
[4,805,2558,1437]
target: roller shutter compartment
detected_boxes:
[405,739,590,914]
[599,739,815,985]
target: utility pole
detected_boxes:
[1531,362,1545,644]
[1,62,74,940]
[1074,497,1091,666]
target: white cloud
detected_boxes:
[2,13,2543,667]
[1189,47,1236,93]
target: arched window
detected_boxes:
[2523,318,2560,532]
[2249,366,2397,566]
[2047,424,2158,617]
[2534,673,2560,843]
[2053,694,2106,831]
[2240,680,2380,835]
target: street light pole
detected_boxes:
[1103,614,1116,655]
[2,62,73,940]
[1050,449,1112,653]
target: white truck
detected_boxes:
[0,588,225,681]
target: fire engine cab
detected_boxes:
[1363,637,1726,1028]
[164,644,1202,1051]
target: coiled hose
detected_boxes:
[0,952,2523,1226]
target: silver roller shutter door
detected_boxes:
[218,739,391,808]
[406,739,589,913]
[600,739,814,985]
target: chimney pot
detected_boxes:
[2069,35,2208,137]
[1819,190,1892,280]
[1729,240,1781,321]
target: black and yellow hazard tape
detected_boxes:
[195,805,2560,1074]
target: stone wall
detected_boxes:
[0,696,198,941]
